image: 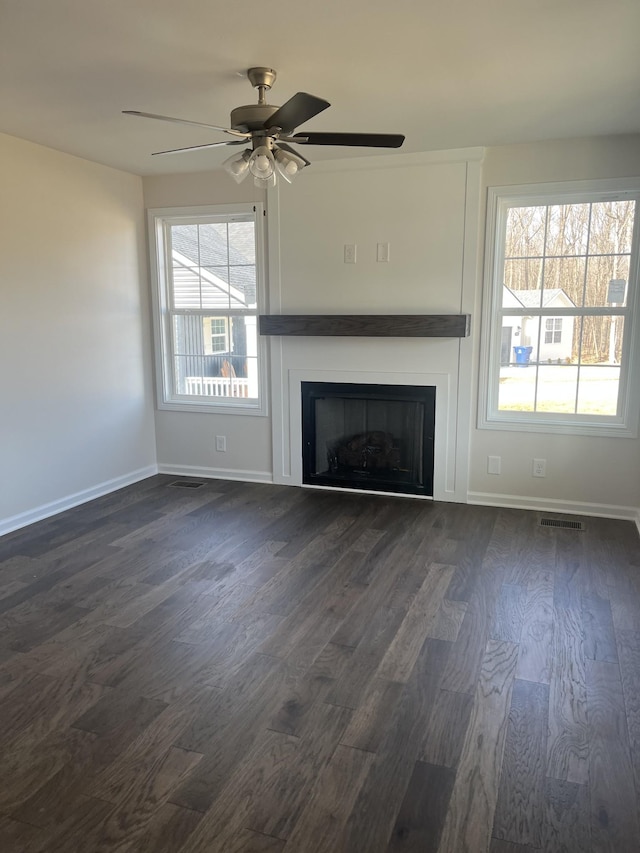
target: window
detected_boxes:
[544,318,562,344]
[205,318,229,354]
[480,180,640,436]
[148,204,267,415]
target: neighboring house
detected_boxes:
[501,287,576,365]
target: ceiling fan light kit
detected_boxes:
[248,145,277,188]
[222,149,251,183]
[274,147,306,183]
[124,67,405,187]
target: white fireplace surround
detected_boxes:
[271,365,462,502]
[265,152,481,506]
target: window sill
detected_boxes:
[478,412,637,439]
[157,399,268,417]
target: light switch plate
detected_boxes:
[376,242,390,262]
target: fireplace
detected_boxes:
[301,382,435,496]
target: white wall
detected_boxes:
[469,135,640,519]
[0,133,156,534]
[142,171,273,481]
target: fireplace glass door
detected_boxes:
[301,382,435,496]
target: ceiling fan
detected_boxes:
[123,67,405,186]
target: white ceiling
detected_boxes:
[1,0,639,176]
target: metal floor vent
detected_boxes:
[540,517,585,531]
[168,480,206,489]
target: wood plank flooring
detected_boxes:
[0,476,639,852]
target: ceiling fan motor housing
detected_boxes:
[230,104,280,133]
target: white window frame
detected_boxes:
[479,179,640,437]
[148,203,268,416]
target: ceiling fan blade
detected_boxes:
[266,93,330,133]
[123,110,250,139]
[276,141,311,167]
[291,132,405,148]
[152,140,247,156]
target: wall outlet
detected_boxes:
[344,244,357,264]
[532,458,546,477]
[215,435,227,452]
[487,455,501,475]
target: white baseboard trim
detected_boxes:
[3,470,635,538]
[157,463,273,485]
[0,465,159,538]
[468,490,639,523]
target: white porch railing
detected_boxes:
[185,376,250,398]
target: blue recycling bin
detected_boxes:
[513,345,533,366]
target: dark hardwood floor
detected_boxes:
[0,475,639,852]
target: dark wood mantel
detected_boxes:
[258,314,471,338]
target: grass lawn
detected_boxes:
[498,364,620,415]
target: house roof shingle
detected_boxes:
[506,287,577,309]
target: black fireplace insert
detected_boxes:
[301,382,435,496]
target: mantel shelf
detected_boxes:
[259,314,471,338]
